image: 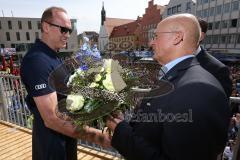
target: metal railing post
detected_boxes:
[0,77,9,121]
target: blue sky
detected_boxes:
[0,0,170,33]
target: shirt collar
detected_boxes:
[193,46,201,56]
[164,55,194,73]
[35,39,59,58]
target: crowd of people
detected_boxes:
[230,63,240,97]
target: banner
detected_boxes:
[0,48,16,56]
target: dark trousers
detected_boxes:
[31,108,77,160]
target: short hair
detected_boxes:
[197,18,208,34]
[40,6,67,32]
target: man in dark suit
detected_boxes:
[106,14,230,160]
[196,18,232,97]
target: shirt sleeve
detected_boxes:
[21,55,55,97]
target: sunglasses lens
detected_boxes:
[61,27,72,34]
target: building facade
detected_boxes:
[196,0,240,55]
[101,0,165,51]
[0,17,78,57]
[109,18,141,51]
[137,0,165,48]
[163,0,196,18]
[98,4,134,51]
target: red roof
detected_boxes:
[104,18,134,35]
[110,20,141,37]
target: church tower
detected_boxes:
[101,2,106,26]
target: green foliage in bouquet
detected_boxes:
[64,59,138,129]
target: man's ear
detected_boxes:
[200,32,205,42]
[42,22,50,33]
[173,31,184,45]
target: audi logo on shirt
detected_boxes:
[35,84,47,90]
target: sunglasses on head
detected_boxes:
[45,21,73,34]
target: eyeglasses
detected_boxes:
[152,31,180,40]
[45,21,73,34]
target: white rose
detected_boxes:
[89,82,99,88]
[103,59,112,73]
[76,68,85,76]
[102,71,127,92]
[102,74,115,91]
[66,94,85,112]
[94,74,102,82]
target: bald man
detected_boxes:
[106,14,230,160]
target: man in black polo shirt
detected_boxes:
[21,7,110,160]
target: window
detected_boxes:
[220,35,227,44]
[204,35,211,44]
[18,21,22,29]
[28,21,32,29]
[224,3,230,13]
[35,32,39,39]
[8,21,12,29]
[226,35,231,44]
[208,23,213,30]
[203,9,208,18]
[216,5,222,15]
[197,10,202,17]
[6,32,10,41]
[177,5,181,12]
[229,34,236,44]
[221,20,228,29]
[212,35,219,44]
[232,1,239,11]
[26,32,30,41]
[16,43,26,52]
[0,44,5,48]
[230,19,238,28]
[16,32,20,41]
[186,2,191,10]
[203,0,208,3]
[237,34,240,44]
[209,7,214,16]
[167,8,171,15]
[214,21,220,29]
[37,21,41,30]
[11,44,15,48]
[197,0,202,5]
[172,6,177,14]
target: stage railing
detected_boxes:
[0,73,121,157]
[1,73,240,159]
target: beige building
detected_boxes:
[0,17,78,56]
[196,0,240,56]
[163,0,196,18]
[98,4,134,51]
[109,19,141,51]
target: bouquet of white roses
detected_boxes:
[48,37,138,128]
[62,57,137,128]
[49,37,173,129]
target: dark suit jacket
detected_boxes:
[111,57,230,160]
[196,46,232,97]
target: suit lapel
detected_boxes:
[140,57,199,104]
[163,57,199,82]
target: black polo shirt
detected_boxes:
[20,39,62,110]
[21,39,77,160]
